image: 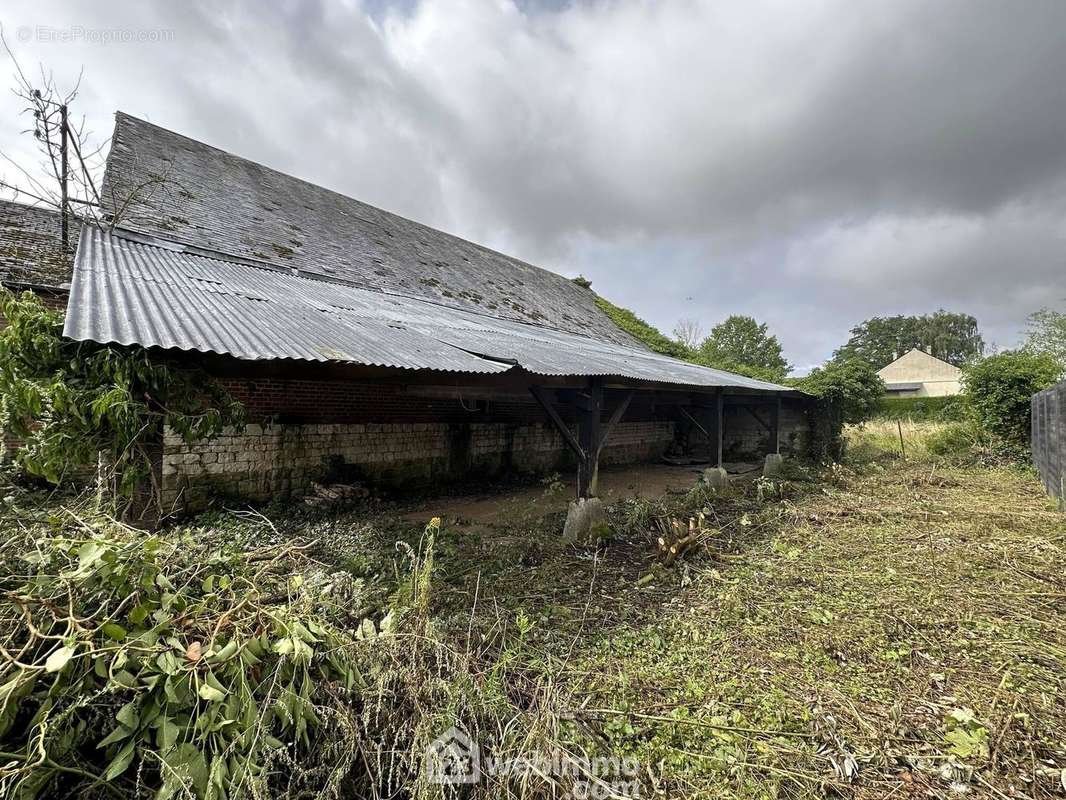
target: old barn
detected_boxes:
[7,113,816,517]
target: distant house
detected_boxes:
[878,348,962,397]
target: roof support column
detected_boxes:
[575,379,603,498]
[531,381,632,500]
[716,390,724,468]
[771,396,782,455]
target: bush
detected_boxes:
[926,420,1031,466]
[875,395,966,422]
[797,359,886,460]
[962,351,1062,443]
[0,289,243,506]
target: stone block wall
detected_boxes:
[722,403,810,460]
[161,419,675,514]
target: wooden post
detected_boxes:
[576,380,603,498]
[771,396,781,455]
[59,103,69,254]
[715,390,724,468]
[533,382,632,500]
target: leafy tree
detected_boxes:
[0,289,243,502]
[833,310,984,369]
[796,359,886,461]
[962,351,1061,442]
[1023,306,1066,369]
[696,315,790,381]
[798,359,885,425]
[594,296,695,360]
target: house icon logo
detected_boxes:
[424,726,481,785]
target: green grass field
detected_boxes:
[2,422,1063,798]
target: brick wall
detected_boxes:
[157,373,677,513]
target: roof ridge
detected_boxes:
[109,112,580,285]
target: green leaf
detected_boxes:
[198,683,226,702]
[78,541,106,570]
[97,723,133,749]
[158,716,180,751]
[104,739,136,781]
[100,623,127,641]
[116,701,139,729]
[128,604,149,625]
[44,645,75,673]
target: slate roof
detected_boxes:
[0,199,76,289]
[65,225,794,393]
[100,112,636,347]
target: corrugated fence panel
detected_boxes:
[1032,381,1066,504]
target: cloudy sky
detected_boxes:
[2,0,1064,370]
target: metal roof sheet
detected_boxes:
[64,226,794,393]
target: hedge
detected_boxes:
[874,395,966,421]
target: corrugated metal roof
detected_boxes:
[64,226,794,393]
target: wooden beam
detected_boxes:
[530,386,584,460]
[742,405,772,433]
[771,395,782,455]
[594,390,634,463]
[715,390,724,468]
[677,405,710,439]
[577,380,603,498]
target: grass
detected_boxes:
[423,422,1066,797]
[2,421,1064,798]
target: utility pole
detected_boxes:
[59,102,69,253]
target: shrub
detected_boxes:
[962,351,1062,443]
[875,395,966,422]
[593,296,695,360]
[797,359,886,460]
[926,420,1031,466]
[0,289,243,507]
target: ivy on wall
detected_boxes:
[0,289,244,502]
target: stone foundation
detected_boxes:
[162,420,675,514]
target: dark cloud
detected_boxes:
[2,0,1064,368]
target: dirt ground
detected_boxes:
[401,461,759,525]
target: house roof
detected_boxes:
[877,347,962,377]
[0,199,76,289]
[99,112,636,348]
[65,225,795,393]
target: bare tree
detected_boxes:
[672,318,704,351]
[0,27,175,245]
